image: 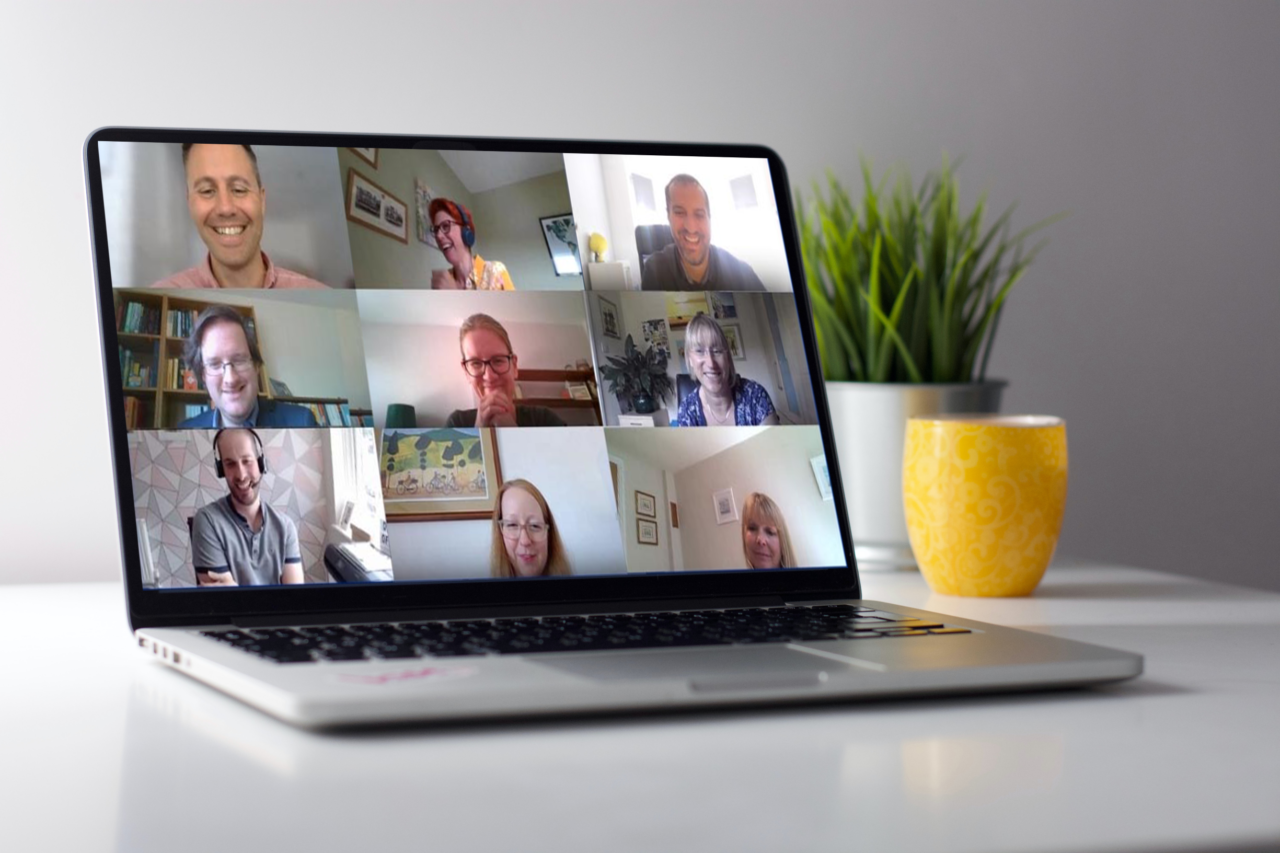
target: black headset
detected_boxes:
[212,427,266,479]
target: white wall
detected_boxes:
[389,428,626,579]
[675,428,842,571]
[7,1,1280,591]
[608,451,674,574]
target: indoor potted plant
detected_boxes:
[797,157,1064,569]
[598,334,675,416]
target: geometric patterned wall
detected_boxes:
[129,429,331,587]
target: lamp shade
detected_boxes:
[384,404,417,429]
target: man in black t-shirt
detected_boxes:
[640,174,765,291]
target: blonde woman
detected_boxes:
[741,492,796,570]
[490,479,572,578]
[445,313,566,428]
[676,312,778,427]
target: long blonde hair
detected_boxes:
[741,492,796,569]
[490,479,572,577]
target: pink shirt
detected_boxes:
[150,252,328,289]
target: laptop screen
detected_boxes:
[90,135,851,601]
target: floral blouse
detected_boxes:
[677,377,776,427]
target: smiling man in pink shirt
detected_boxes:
[150,143,327,289]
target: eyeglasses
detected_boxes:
[430,220,462,239]
[462,355,514,377]
[498,520,549,541]
[204,355,256,376]
[689,346,727,359]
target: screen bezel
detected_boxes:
[84,127,861,629]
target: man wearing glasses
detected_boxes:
[176,305,319,428]
[445,313,565,428]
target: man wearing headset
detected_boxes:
[192,428,304,586]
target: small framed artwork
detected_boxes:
[810,454,833,501]
[635,490,656,518]
[637,517,659,546]
[670,501,679,529]
[380,427,502,522]
[414,179,434,245]
[712,487,738,525]
[350,147,379,168]
[709,292,737,320]
[598,295,621,339]
[721,323,745,359]
[539,213,582,276]
[346,168,408,244]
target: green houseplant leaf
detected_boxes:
[797,156,1066,383]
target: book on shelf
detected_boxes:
[162,357,204,391]
[119,346,154,388]
[167,308,200,339]
[122,396,146,430]
[118,300,161,335]
[183,403,211,421]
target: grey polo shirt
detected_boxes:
[192,496,302,586]
[639,243,767,291]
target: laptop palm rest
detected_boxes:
[533,646,869,691]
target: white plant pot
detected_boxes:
[825,380,1006,570]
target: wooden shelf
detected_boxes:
[519,368,596,383]
[523,398,601,410]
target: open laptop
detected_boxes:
[84,128,1141,728]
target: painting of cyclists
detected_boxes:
[379,427,503,521]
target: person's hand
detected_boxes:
[475,391,518,427]
[197,570,238,587]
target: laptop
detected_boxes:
[84,128,1141,728]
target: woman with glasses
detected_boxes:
[741,492,796,570]
[676,312,778,427]
[427,198,514,290]
[445,314,567,428]
[491,479,572,577]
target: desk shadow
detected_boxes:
[1033,580,1273,602]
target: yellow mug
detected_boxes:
[903,415,1068,596]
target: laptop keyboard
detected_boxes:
[199,604,972,665]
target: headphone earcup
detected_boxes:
[462,225,475,248]
[214,458,225,479]
[257,453,267,475]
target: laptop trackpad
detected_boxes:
[534,646,861,692]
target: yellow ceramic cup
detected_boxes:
[903,415,1068,596]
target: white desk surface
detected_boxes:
[3,562,1279,853]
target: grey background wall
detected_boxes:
[1,1,1277,591]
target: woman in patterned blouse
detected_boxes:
[428,198,515,290]
[676,312,779,427]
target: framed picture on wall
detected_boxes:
[539,213,582,276]
[721,323,745,360]
[599,296,621,339]
[810,454,833,501]
[635,490,656,518]
[350,147,379,169]
[637,517,659,546]
[670,501,679,529]
[346,168,408,244]
[713,487,738,525]
[414,179,434,245]
[380,427,502,522]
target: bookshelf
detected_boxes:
[113,290,353,430]
[517,368,603,424]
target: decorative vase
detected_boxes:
[824,380,1006,570]
[632,392,656,414]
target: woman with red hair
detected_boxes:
[428,197,514,290]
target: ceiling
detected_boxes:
[438,150,565,194]
[605,427,766,474]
